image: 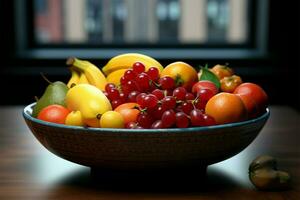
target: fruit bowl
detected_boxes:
[23,103,270,171]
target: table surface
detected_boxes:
[0,105,299,200]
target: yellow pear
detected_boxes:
[65,84,112,119]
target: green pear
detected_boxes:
[32,81,69,117]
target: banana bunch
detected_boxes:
[66,58,107,91]
[103,53,164,85]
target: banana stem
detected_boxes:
[66,57,76,66]
[67,57,87,71]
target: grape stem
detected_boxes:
[150,80,160,88]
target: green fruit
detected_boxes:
[32,81,69,117]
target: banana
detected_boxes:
[106,69,127,86]
[102,53,164,76]
[67,67,80,88]
[67,57,107,91]
[78,73,89,84]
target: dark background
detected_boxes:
[0,1,299,109]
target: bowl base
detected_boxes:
[91,165,207,184]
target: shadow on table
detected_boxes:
[49,166,242,194]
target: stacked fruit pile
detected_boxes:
[33,53,268,129]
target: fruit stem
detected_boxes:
[175,75,183,86]
[34,96,39,102]
[40,73,52,84]
[66,57,76,66]
[151,80,160,88]
[96,114,102,119]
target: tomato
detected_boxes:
[192,80,218,95]
[114,103,140,124]
[37,105,70,124]
[210,64,234,80]
[236,93,259,119]
[220,75,242,93]
[160,62,198,89]
[100,111,124,128]
[234,83,268,117]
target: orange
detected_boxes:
[161,62,198,89]
[205,92,247,124]
[84,118,100,128]
[114,103,140,124]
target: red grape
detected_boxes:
[194,88,215,110]
[123,80,138,94]
[203,114,216,126]
[151,89,164,100]
[161,96,176,110]
[119,92,127,102]
[152,105,166,119]
[185,93,195,100]
[120,76,127,85]
[190,109,205,126]
[105,83,115,92]
[107,88,120,100]
[175,104,183,112]
[159,76,175,90]
[142,94,158,109]
[124,69,136,80]
[136,93,147,106]
[165,90,173,96]
[132,62,145,74]
[181,101,194,114]
[146,105,157,116]
[126,122,137,129]
[147,67,159,80]
[194,99,206,110]
[161,110,176,128]
[151,120,163,129]
[137,112,154,128]
[173,87,187,101]
[148,81,157,92]
[175,112,189,128]
[111,99,123,109]
[135,73,150,90]
[128,91,140,102]
[197,88,214,102]
[135,126,144,129]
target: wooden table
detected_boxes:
[0,106,299,200]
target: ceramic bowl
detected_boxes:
[23,103,270,170]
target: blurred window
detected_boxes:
[33,0,250,45]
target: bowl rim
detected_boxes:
[23,103,270,133]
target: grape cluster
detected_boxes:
[105,62,216,129]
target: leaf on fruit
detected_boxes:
[199,67,220,89]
